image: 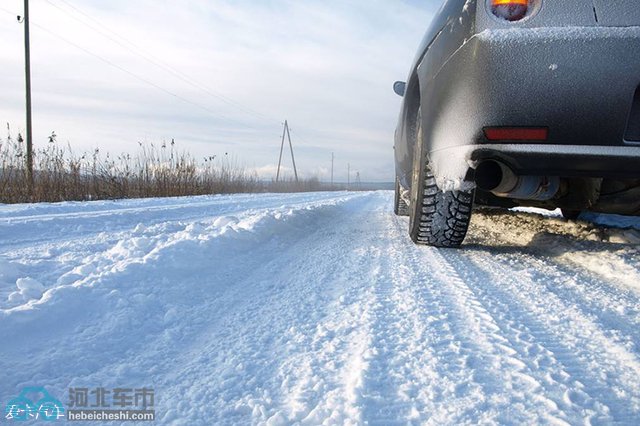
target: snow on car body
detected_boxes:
[393,0,640,246]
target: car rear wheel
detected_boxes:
[409,109,473,247]
[394,177,409,216]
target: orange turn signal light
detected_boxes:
[492,0,528,4]
[491,0,529,21]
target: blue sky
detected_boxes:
[0,0,439,181]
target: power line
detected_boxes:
[30,22,251,126]
[46,0,278,125]
[288,128,311,145]
[2,4,261,128]
[0,5,17,17]
[289,126,342,148]
[1,3,330,152]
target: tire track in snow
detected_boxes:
[360,216,486,424]
[443,245,640,422]
[269,195,396,425]
[418,247,578,425]
[362,214,576,424]
[469,212,640,377]
[465,244,640,360]
[474,214,640,384]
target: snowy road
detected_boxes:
[2,191,640,424]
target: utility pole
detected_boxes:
[22,0,34,195]
[287,122,298,182]
[330,152,334,187]
[347,163,350,190]
[276,122,286,182]
[275,120,299,183]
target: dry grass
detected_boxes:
[0,125,325,204]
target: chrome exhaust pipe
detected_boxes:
[475,160,560,201]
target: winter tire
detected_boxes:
[408,109,473,247]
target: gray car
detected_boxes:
[393,0,640,247]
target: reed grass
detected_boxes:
[0,125,325,203]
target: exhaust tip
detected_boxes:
[475,160,504,191]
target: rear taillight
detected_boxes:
[484,127,548,141]
[491,0,529,21]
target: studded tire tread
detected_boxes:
[411,171,473,247]
[394,177,410,216]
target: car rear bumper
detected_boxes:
[427,143,640,192]
[421,26,640,151]
[419,25,640,187]
[466,143,640,178]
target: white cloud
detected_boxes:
[0,0,437,182]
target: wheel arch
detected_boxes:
[397,72,422,190]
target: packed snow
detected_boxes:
[1,191,640,424]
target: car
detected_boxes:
[393,0,640,247]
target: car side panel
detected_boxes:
[394,0,476,189]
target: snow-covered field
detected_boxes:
[2,191,640,425]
